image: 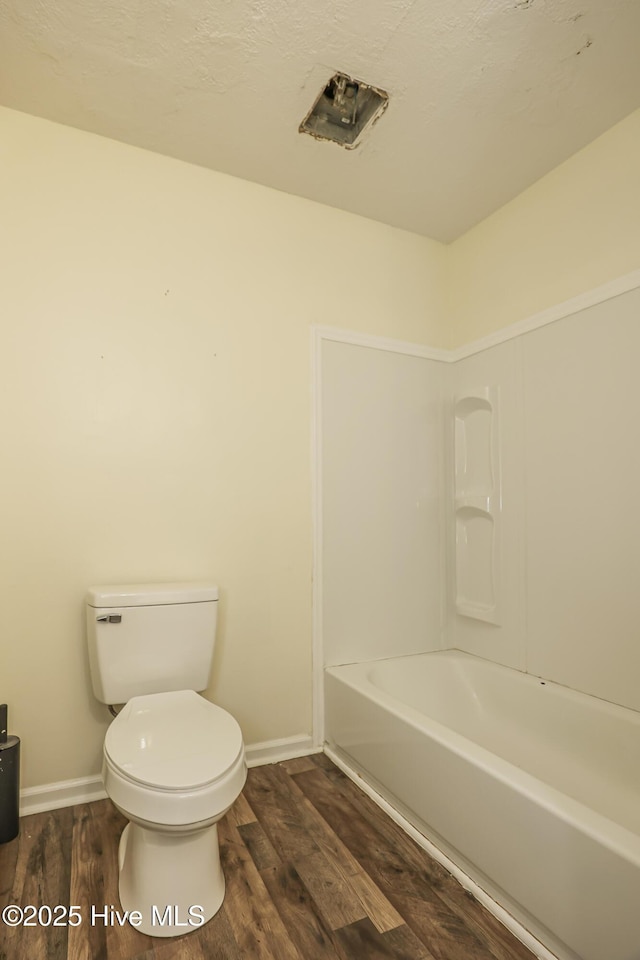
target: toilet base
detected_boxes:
[117,819,225,937]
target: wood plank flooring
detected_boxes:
[0,754,538,960]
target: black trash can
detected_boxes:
[0,704,20,844]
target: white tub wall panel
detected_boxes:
[447,337,526,670]
[321,340,445,667]
[523,286,640,713]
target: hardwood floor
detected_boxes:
[0,754,538,960]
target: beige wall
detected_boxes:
[447,108,640,347]
[0,106,447,789]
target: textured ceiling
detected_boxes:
[1,0,639,241]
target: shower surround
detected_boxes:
[316,278,640,960]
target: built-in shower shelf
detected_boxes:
[454,497,494,515]
[454,388,501,625]
[456,599,498,623]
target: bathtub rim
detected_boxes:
[325,655,640,867]
[364,648,640,728]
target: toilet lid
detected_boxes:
[104,690,244,791]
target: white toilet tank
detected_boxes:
[86,582,219,705]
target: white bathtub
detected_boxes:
[324,650,640,960]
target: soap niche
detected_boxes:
[454,388,501,624]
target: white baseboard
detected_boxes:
[20,775,107,817]
[19,734,319,816]
[245,734,319,767]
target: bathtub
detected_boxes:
[324,650,640,960]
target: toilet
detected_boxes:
[86,582,246,937]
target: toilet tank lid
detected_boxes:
[87,582,219,608]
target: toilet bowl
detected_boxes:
[103,690,246,936]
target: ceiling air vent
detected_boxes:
[299,72,389,149]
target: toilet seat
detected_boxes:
[103,690,247,826]
[105,690,243,790]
